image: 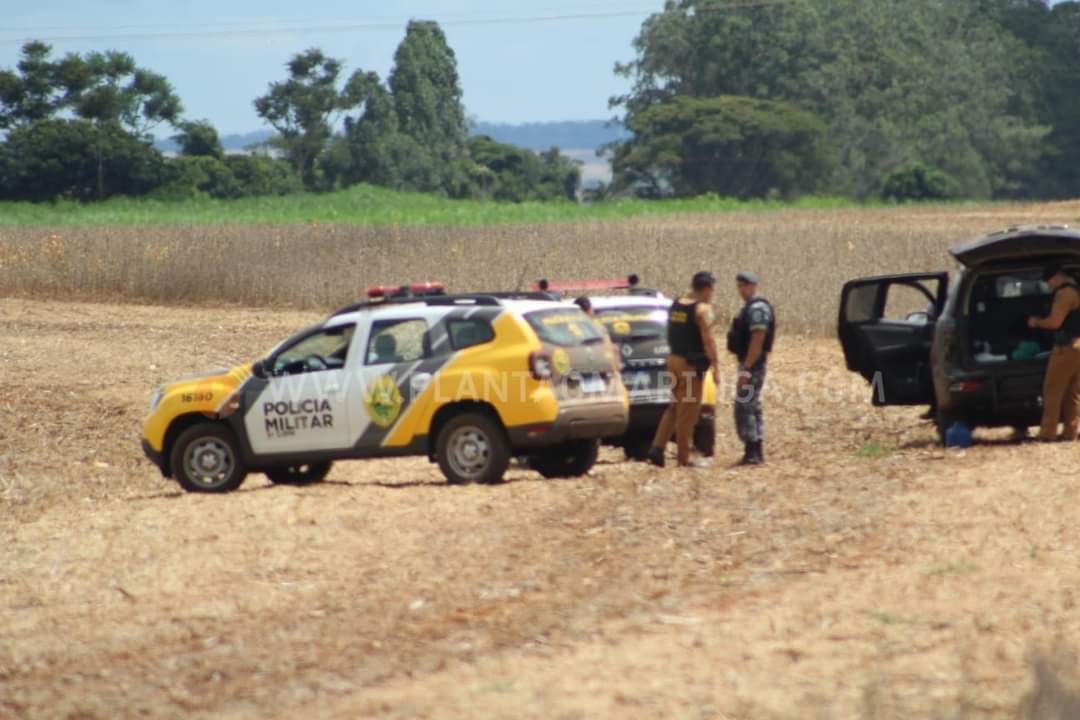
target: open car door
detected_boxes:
[838,273,949,406]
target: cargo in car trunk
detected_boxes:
[965,268,1057,365]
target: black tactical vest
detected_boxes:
[1055,282,1080,346]
[727,297,776,361]
[668,299,706,362]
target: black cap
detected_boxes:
[1043,264,1065,281]
[691,271,716,289]
[736,271,759,285]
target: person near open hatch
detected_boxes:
[647,271,719,469]
[728,271,776,465]
[1028,263,1080,442]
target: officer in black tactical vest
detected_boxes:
[1029,263,1080,441]
[647,271,719,469]
[727,271,775,465]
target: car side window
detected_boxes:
[271,325,355,376]
[366,319,428,365]
[448,319,495,350]
[844,284,878,323]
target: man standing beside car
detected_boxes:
[728,271,776,465]
[1029,264,1080,441]
[647,271,719,468]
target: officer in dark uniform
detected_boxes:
[727,271,775,465]
[1029,263,1080,441]
[648,271,719,468]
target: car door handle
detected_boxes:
[325,383,342,395]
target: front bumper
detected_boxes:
[508,400,629,449]
[141,439,168,477]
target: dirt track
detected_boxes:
[3,298,1080,719]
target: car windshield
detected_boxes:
[524,307,606,347]
[594,306,667,340]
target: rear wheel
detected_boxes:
[171,423,247,493]
[436,413,510,485]
[533,439,600,479]
[266,462,332,486]
[693,416,716,457]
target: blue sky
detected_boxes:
[0,0,664,134]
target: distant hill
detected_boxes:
[155,121,627,154]
[155,129,274,154]
[470,120,628,151]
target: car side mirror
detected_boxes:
[252,359,268,379]
[905,311,930,325]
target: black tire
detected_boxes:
[622,432,653,461]
[435,412,511,485]
[693,416,716,458]
[170,422,247,493]
[266,462,332,486]
[532,439,600,479]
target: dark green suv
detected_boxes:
[839,226,1080,439]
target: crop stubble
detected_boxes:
[1,298,1080,718]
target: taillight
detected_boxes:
[529,351,553,380]
[948,380,984,393]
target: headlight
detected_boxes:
[149,387,165,412]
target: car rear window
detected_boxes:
[524,308,606,347]
[595,307,667,340]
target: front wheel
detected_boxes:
[532,439,599,479]
[171,423,247,493]
[622,432,653,461]
[266,462,332,486]
[436,413,511,485]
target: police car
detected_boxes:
[142,283,629,492]
[534,276,717,460]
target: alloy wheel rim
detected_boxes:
[184,438,235,487]
[447,426,491,479]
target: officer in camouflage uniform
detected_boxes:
[727,271,776,465]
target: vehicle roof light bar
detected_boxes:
[533,274,642,293]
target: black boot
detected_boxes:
[646,446,665,468]
[741,441,764,466]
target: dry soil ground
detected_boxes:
[2,298,1080,719]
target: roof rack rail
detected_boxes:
[533,273,665,298]
[329,291,561,317]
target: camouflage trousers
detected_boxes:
[734,364,767,444]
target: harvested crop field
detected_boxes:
[3,297,1080,719]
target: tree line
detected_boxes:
[0,21,580,204]
[610,0,1080,201]
[4,2,1080,205]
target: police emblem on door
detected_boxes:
[366,375,403,428]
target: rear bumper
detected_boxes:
[508,400,629,449]
[141,439,168,476]
[939,370,1044,427]
[624,402,716,431]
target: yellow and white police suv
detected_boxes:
[142,284,629,492]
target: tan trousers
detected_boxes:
[1040,345,1080,441]
[652,355,705,466]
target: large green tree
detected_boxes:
[613,0,1049,199]
[72,50,182,137]
[254,48,373,189]
[0,119,164,201]
[613,95,833,198]
[0,41,93,129]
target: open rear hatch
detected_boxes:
[951,226,1080,267]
